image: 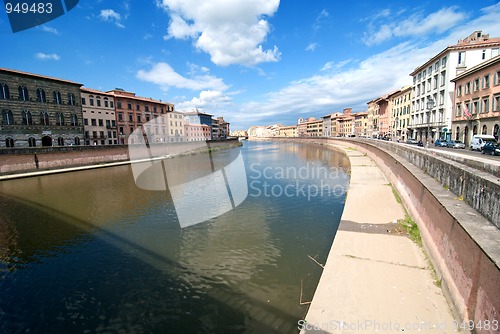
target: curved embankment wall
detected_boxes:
[0,139,242,176]
[265,137,499,333]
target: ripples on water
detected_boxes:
[0,141,349,333]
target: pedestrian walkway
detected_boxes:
[300,147,456,333]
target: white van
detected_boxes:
[470,135,497,151]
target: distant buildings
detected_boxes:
[0,70,231,148]
[247,31,499,145]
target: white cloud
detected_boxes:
[313,9,329,32]
[305,43,317,52]
[228,3,500,130]
[363,7,467,45]
[99,9,125,28]
[136,62,228,91]
[176,90,232,112]
[34,53,60,61]
[157,0,281,66]
[40,26,59,35]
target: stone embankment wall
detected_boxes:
[0,139,241,176]
[257,137,499,334]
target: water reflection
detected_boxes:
[0,141,349,333]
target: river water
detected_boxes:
[0,140,349,333]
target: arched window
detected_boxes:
[74,137,81,146]
[57,137,64,146]
[473,125,478,135]
[70,113,78,126]
[2,109,14,125]
[56,112,65,126]
[456,126,460,141]
[40,111,50,125]
[67,93,76,106]
[22,110,33,125]
[0,83,9,99]
[41,136,52,147]
[36,88,46,102]
[28,137,36,147]
[482,125,487,135]
[5,138,14,148]
[18,86,29,101]
[53,91,62,104]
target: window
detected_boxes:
[68,93,76,106]
[118,113,123,122]
[117,101,122,109]
[56,112,65,126]
[137,115,141,123]
[458,52,465,66]
[84,118,88,126]
[98,119,104,126]
[89,98,94,106]
[482,98,490,113]
[96,98,101,107]
[465,82,471,94]
[53,91,62,104]
[483,75,490,89]
[0,84,10,99]
[440,71,446,86]
[455,104,462,117]
[40,111,50,125]
[136,104,140,111]
[110,101,114,108]
[482,50,486,60]
[71,113,78,126]
[473,78,480,91]
[91,118,97,126]
[442,56,447,68]
[18,86,29,101]
[457,85,462,96]
[82,97,86,105]
[104,99,109,108]
[128,114,133,122]
[128,103,132,110]
[495,95,500,111]
[5,138,14,148]
[74,137,81,145]
[2,109,14,125]
[36,88,47,102]
[119,126,124,135]
[28,137,36,147]
[22,110,33,125]
[57,137,64,146]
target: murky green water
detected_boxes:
[0,141,349,333]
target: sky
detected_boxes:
[1,1,500,131]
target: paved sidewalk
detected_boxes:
[301,148,457,333]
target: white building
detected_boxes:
[409,31,500,142]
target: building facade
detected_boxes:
[409,31,500,142]
[451,55,500,145]
[0,68,84,148]
[389,86,412,141]
[109,88,173,145]
[354,112,368,137]
[81,88,117,146]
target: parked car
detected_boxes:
[470,135,497,151]
[434,139,448,147]
[481,142,500,156]
[406,139,419,145]
[446,140,466,149]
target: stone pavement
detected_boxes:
[300,147,457,333]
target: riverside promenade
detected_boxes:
[301,145,457,333]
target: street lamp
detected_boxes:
[426,97,435,148]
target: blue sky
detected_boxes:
[1,1,500,130]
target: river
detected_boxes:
[0,140,349,333]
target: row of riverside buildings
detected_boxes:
[248,31,500,146]
[0,68,230,148]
